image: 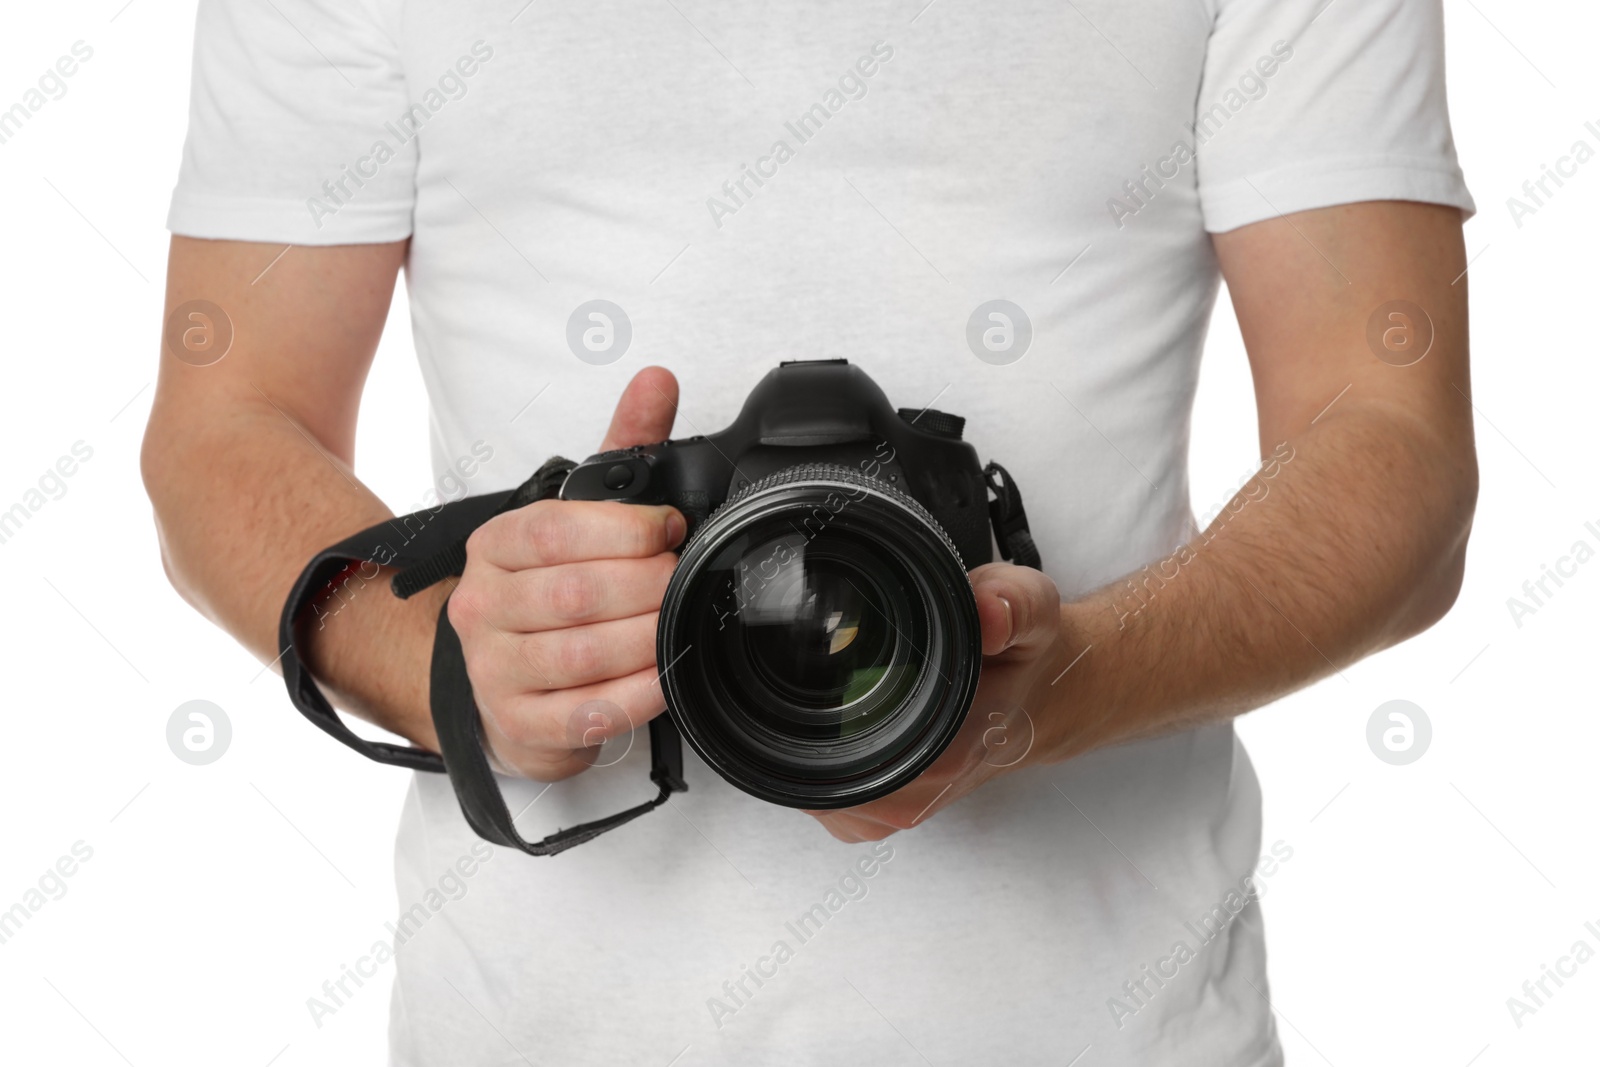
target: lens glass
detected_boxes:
[662,472,981,807]
[710,529,924,744]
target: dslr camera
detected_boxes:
[561,359,1038,810]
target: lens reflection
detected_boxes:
[703,526,924,745]
[740,544,896,713]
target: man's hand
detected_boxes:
[808,563,1064,843]
[448,368,687,781]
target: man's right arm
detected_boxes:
[142,235,684,776]
[142,236,446,749]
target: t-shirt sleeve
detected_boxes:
[167,0,415,245]
[1194,0,1474,234]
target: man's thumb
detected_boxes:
[598,366,678,451]
[972,564,1061,657]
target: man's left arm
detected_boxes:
[812,200,1477,842]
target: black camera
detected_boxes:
[560,360,1038,810]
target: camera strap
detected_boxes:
[277,456,686,857]
[983,461,1043,570]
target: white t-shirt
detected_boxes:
[170,1,1472,1063]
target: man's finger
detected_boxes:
[809,810,896,843]
[512,612,659,692]
[488,666,668,753]
[970,563,1062,656]
[599,366,678,452]
[469,499,686,569]
[478,553,677,631]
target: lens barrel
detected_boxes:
[657,464,981,808]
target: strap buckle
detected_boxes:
[983,460,1043,570]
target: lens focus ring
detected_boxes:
[683,462,968,573]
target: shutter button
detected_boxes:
[603,464,634,491]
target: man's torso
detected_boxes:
[370,3,1276,1063]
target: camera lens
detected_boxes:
[658,464,981,809]
[722,531,920,740]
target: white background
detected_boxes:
[0,2,1595,1065]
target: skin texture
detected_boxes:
[143,199,1476,844]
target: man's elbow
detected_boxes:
[140,415,203,611]
[1404,537,1470,637]
[1390,454,1478,642]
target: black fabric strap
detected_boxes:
[278,455,687,855]
[430,604,681,855]
[277,491,511,772]
[389,456,574,602]
[983,460,1043,570]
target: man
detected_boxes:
[143,0,1476,1062]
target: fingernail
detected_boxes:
[998,596,1016,651]
[666,511,687,547]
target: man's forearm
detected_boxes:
[1032,397,1476,763]
[143,394,442,751]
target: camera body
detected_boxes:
[561,359,994,569]
[560,359,1011,809]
